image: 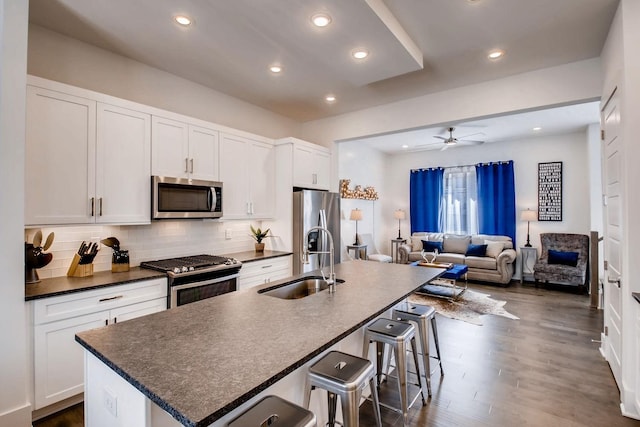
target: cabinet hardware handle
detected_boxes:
[190,158,194,173]
[313,173,317,185]
[261,265,273,269]
[113,317,117,324]
[607,276,621,287]
[90,197,95,216]
[99,198,103,216]
[105,319,108,326]
[185,158,189,173]
[98,295,124,302]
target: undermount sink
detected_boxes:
[258,276,345,300]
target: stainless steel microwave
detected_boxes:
[152,176,223,220]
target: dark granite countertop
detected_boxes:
[25,267,167,301]
[633,293,640,304]
[25,251,292,301]
[223,250,292,263]
[75,261,444,427]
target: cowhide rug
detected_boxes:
[408,288,519,326]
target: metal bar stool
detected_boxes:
[303,350,382,427]
[392,302,444,397]
[228,395,316,427]
[362,318,427,426]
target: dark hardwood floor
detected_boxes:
[34,282,640,427]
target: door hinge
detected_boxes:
[604,326,609,336]
[604,260,608,270]
[601,129,605,140]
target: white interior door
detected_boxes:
[602,87,623,388]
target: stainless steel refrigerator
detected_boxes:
[293,190,341,275]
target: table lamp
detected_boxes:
[520,208,537,247]
[394,209,406,239]
[349,208,363,245]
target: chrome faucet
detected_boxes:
[303,226,336,293]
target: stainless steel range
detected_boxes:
[140,255,241,308]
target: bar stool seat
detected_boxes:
[304,350,381,427]
[362,318,427,426]
[392,302,444,397]
[228,395,316,427]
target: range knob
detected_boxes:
[173,267,181,274]
[181,266,189,273]
[188,266,195,271]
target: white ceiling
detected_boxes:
[347,101,601,154]
[28,0,617,123]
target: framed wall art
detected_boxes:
[538,161,562,221]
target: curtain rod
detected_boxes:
[411,160,512,172]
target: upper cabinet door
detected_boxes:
[249,140,275,218]
[292,143,331,190]
[25,86,96,225]
[96,103,151,224]
[219,133,250,219]
[314,150,331,190]
[188,125,219,181]
[151,116,189,178]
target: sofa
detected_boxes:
[398,232,517,285]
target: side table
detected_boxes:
[391,238,406,263]
[347,244,367,260]
[520,246,538,283]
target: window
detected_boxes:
[442,166,478,235]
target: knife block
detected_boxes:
[67,253,94,277]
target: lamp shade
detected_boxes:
[350,208,363,221]
[520,209,537,222]
[394,209,406,220]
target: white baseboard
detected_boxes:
[0,402,32,427]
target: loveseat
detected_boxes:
[398,232,517,285]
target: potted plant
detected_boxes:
[250,225,270,252]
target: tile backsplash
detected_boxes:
[25,220,277,279]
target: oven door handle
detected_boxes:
[171,273,239,292]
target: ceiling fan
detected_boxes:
[434,127,485,150]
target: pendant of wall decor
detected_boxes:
[340,179,379,200]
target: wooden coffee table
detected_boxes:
[412,261,469,301]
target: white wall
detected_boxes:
[337,143,388,257]
[301,58,602,148]
[0,1,31,426]
[27,25,299,140]
[339,131,594,276]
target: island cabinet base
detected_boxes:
[84,310,392,427]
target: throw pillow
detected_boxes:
[484,240,505,258]
[548,249,579,267]
[443,235,471,254]
[421,240,443,253]
[466,244,488,257]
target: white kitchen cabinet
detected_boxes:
[151,116,219,181]
[25,86,96,225]
[96,103,151,224]
[25,84,152,226]
[293,142,331,190]
[238,256,292,290]
[32,278,167,410]
[219,133,275,219]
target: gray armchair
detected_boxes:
[533,233,589,290]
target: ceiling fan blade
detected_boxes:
[458,139,485,145]
[433,135,447,140]
[457,132,485,139]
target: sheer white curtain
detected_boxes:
[442,166,478,235]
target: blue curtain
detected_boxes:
[410,168,444,233]
[475,161,516,243]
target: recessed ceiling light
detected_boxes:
[174,15,192,26]
[269,64,283,73]
[311,13,332,27]
[352,49,369,60]
[325,94,336,103]
[402,144,409,149]
[533,127,542,131]
[488,49,505,60]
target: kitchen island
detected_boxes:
[75,260,444,426]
